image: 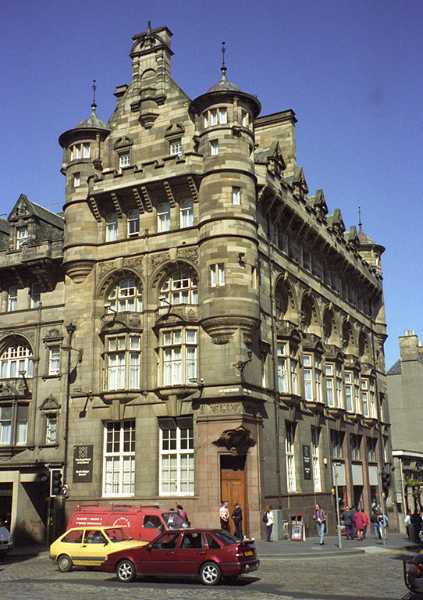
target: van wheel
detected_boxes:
[200,561,221,586]
[57,554,73,572]
[116,559,136,583]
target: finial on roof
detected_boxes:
[220,41,228,82]
[147,20,152,34]
[358,205,363,233]
[91,79,97,115]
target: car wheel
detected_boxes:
[57,554,73,572]
[116,559,137,583]
[200,561,222,586]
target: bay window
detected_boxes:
[325,363,335,407]
[107,277,143,313]
[361,378,369,417]
[311,427,321,492]
[127,209,140,237]
[330,430,344,459]
[105,334,141,391]
[210,263,225,287]
[159,417,194,495]
[367,437,377,463]
[157,202,171,232]
[336,365,343,409]
[344,371,354,412]
[285,421,297,493]
[7,287,17,312]
[103,420,135,497]
[160,328,197,386]
[351,434,362,461]
[0,343,33,379]
[48,346,61,376]
[106,214,118,242]
[302,354,322,402]
[277,342,298,394]
[0,403,28,446]
[179,199,193,228]
[160,269,198,305]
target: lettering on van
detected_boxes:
[73,445,93,483]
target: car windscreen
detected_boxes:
[105,527,132,542]
[214,531,238,545]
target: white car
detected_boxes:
[0,525,12,557]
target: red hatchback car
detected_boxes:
[101,528,260,586]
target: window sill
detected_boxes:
[42,374,61,380]
[100,390,140,402]
[39,443,60,449]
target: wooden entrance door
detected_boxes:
[220,455,247,535]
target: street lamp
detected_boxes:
[332,462,343,550]
[62,323,77,488]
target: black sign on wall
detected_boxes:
[303,444,312,480]
[73,445,93,483]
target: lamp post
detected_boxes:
[333,462,343,549]
[62,323,76,487]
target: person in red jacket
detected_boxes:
[353,508,367,540]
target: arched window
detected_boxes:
[106,277,143,313]
[160,267,198,306]
[0,342,33,379]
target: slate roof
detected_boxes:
[0,219,10,234]
[207,67,241,93]
[387,359,401,375]
[77,105,109,130]
[29,200,64,230]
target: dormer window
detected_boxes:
[16,226,29,249]
[70,143,90,160]
[169,138,182,158]
[119,152,130,168]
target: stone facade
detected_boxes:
[387,331,423,527]
[0,25,392,543]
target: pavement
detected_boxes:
[255,533,423,559]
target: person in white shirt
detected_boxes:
[264,506,274,542]
[219,501,230,531]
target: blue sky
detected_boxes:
[0,0,421,367]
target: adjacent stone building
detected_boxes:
[0,25,392,543]
[387,331,423,527]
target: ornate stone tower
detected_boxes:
[58,90,110,282]
[190,56,261,350]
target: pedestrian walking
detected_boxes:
[231,503,243,539]
[371,508,381,539]
[313,503,327,545]
[219,501,230,531]
[343,505,355,540]
[410,511,422,544]
[263,506,274,542]
[352,507,367,541]
[176,504,189,528]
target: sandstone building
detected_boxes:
[387,331,423,527]
[0,25,391,542]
